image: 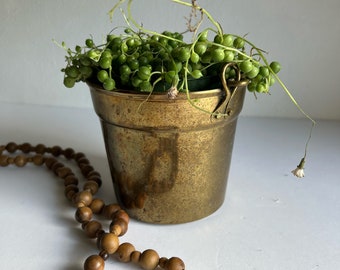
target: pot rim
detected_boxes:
[87,79,248,102]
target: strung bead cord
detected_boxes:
[0,142,185,270]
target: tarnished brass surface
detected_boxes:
[89,83,246,224]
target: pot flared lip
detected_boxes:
[87,81,225,101]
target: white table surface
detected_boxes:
[0,102,339,270]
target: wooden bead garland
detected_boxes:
[0,142,185,270]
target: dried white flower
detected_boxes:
[291,158,305,178]
[167,86,179,100]
[291,167,305,178]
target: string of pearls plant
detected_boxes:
[0,142,185,270]
[56,0,315,177]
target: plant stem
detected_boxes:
[233,34,316,163]
[120,0,185,44]
[235,35,315,124]
[172,0,223,37]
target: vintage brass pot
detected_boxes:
[88,68,247,224]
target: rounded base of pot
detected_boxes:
[116,189,227,224]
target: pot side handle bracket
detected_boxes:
[212,62,248,118]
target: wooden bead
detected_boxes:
[89,199,105,214]
[83,181,99,195]
[32,155,45,166]
[115,242,135,262]
[96,229,105,238]
[74,190,93,207]
[20,143,32,153]
[102,204,121,219]
[51,145,62,156]
[64,184,79,201]
[139,249,160,270]
[51,162,64,175]
[64,175,79,186]
[75,206,93,223]
[45,157,57,169]
[0,155,9,167]
[81,164,95,177]
[14,155,27,167]
[34,144,46,154]
[56,167,73,178]
[131,251,141,264]
[81,221,89,230]
[87,175,102,187]
[87,170,101,178]
[99,233,119,254]
[7,157,14,165]
[110,224,122,236]
[6,142,17,153]
[62,147,75,159]
[96,231,105,250]
[163,257,185,270]
[84,220,103,238]
[159,257,168,268]
[74,152,86,161]
[98,250,109,261]
[113,209,130,224]
[110,218,128,236]
[76,156,90,166]
[158,257,186,270]
[83,255,105,270]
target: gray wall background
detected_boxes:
[0,0,339,119]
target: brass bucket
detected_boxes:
[88,65,247,224]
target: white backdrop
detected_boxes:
[0,0,339,119]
